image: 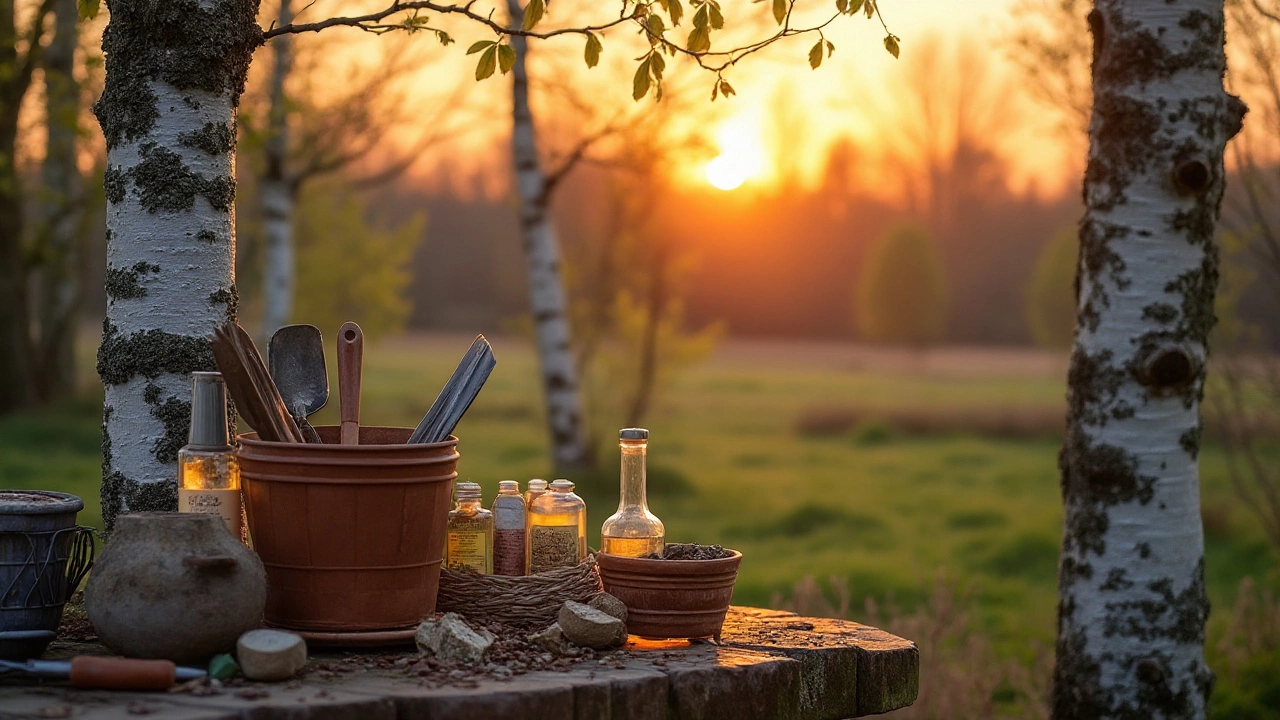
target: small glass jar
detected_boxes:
[601,428,665,557]
[527,479,586,573]
[492,480,527,576]
[447,482,493,574]
[179,372,244,542]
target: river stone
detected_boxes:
[528,623,572,656]
[559,601,626,650]
[416,613,495,664]
[588,593,628,625]
[236,629,307,681]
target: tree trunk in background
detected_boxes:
[1054,1,1245,717]
[261,0,293,338]
[35,0,83,402]
[0,0,37,414]
[94,0,261,530]
[507,0,590,472]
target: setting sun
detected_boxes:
[704,116,767,191]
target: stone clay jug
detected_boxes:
[85,513,266,663]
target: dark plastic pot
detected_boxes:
[238,427,458,631]
[0,490,94,659]
[595,549,742,640]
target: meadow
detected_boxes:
[2,333,1277,716]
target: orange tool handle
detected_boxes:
[338,321,364,445]
[69,656,177,691]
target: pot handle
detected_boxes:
[63,527,95,601]
[183,555,238,573]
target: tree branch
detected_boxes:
[12,0,57,99]
[263,0,632,40]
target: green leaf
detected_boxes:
[849,0,864,13]
[711,81,719,102]
[633,57,652,100]
[436,31,454,46]
[77,0,99,20]
[584,33,603,68]
[466,40,495,55]
[826,40,835,56]
[208,654,238,680]
[883,34,900,59]
[646,13,666,42]
[688,25,711,53]
[476,46,498,80]
[835,0,847,13]
[498,44,516,74]
[865,0,875,18]
[708,2,724,29]
[809,40,823,69]
[668,0,684,26]
[650,50,666,80]
[522,0,545,31]
[719,79,735,97]
[772,0,787,24]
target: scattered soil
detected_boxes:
[57,592,96,643]
[642,543,733,561]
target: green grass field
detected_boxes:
[2,333,1276,712]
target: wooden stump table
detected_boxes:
[0,608,918,719]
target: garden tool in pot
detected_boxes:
[338,322,364,445]
[269,324,328,444]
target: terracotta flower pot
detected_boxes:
[238,427,458,631]
[595,549,742,640]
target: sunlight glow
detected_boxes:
[704,116,767,191]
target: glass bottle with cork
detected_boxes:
[447,482,493,573]
[601,428,665,557]
[525,479,548,507]
[178,371,244,542]
[491,480,526,575]
[527,479,586,573]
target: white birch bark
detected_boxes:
[507,0,590,471]
[95,0,260,529]
[1054,2,1246,716]
[261,0,294,338]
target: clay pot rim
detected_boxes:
[0,490,84,516]
[238,427,459,451]
[595,548,742,569]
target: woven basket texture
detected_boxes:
[436,556,603,628]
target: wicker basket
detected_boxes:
[435,556,603,628]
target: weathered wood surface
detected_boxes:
[0,607,918,719]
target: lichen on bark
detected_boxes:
[129,143,235,213]
[97,323,215,387]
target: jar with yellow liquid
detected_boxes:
[178,372,244,542]
[600,428,665,557]
[447,482,493,573]
[527,479,586,573]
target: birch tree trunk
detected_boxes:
[94,0,261,530]
[507,0,590,472]
[1054,2,1246,716]
[260,0,293,338]
[35,0,82,402]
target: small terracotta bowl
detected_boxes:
[594,549,743,640]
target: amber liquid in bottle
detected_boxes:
[601,428,665,557]
[447,482,493,574]
[527,479,586,573]
[178,371,244,542]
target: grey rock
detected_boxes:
[236,629,307,681]
[528,623,572,656]
[588,592,628,625]
[416,613,495,664]
[559,600,626,650]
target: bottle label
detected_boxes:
[493,529,526,575]
[179,488,242,539]
[529,526,579,573]
[447,530,489,573]
[494,504,524,531]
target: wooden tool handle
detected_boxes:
[69,656,176,691]
[338,322,364,445]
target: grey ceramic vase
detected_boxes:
[85,513,266,663]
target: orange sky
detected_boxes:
[270,0,1085,200]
